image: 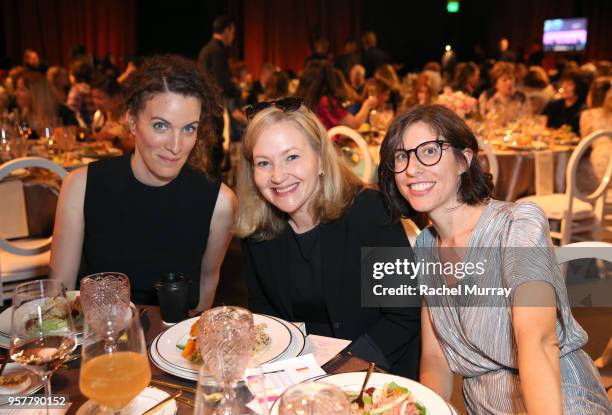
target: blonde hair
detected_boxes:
[236,105,362,240]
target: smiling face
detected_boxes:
[129,92,200,186]
[252,121,322,226]
[394,121,471,217]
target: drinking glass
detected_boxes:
[199,306,255,415]
[278,381,351,415]
[79,304,151,414]
[80,272,130,342]
[10,279,78,415]
[194,368,261,415]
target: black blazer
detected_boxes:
[242,189,420,378]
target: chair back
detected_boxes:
[566,130,612,204]
[555,241,612,264]
[328,126,374,183]
[0,157,67,256]
[476,137,498,187]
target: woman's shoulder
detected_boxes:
[487,199,548,225]
[349,187,388,215]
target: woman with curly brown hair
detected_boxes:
[51,55,236,310]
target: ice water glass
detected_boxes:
[278,381,351,415]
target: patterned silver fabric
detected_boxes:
[416,200,612,414]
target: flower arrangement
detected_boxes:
[435,87,478,118]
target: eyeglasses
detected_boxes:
[387,140,453,173]
[245,97,305,120]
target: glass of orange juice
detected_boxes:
[78,304,151,414]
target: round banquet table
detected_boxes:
[37,305,378,414]
[482,146,573,201]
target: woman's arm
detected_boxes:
[49,167,87,290]
[513,281,562,415]
[340,95,378,129]
[195,183,236,312]
[419,303,454,400]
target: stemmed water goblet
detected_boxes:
[196,306,255,415]
[79,304,151,414]
[10,279,78,415]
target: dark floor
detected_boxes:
[215,237,612,412]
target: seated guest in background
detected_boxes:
[349,63,366,95]
[577,80,612,194]
[303,61,377,130]
[374,64,402,113]
[247,62,275,105]
[67,56,95,128]
[543,69,589,134]
[479,61,525,123]
[262,71,289,101]
[50,55,236,310]
[90,73,133,152]
[15,71,78,131]
[47,66,70,103]
[520,66,555,115]
[236,100,420,377]
[378,104,611,414]
[401,71,437,111]
[451,62,480,97]
[579,77,612,137]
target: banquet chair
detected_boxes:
[519,130,612,246]
[555,241,612,371]
[0,157,67,302]
[328,126,375,183]
[476,137,498,188]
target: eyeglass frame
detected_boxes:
[244,97,305,121]
[386,139,456,173]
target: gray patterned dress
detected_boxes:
[416,200,612,414]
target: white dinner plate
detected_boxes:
[0,363,44,405]
[270,372,452,415]
[76,386,177,415]
[150,318,306,382]
[0,291,84,343]
[155,314,292,374]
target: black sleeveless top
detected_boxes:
[82,153,221,305]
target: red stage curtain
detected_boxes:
[2,0,136,68]
[243,0,361,78]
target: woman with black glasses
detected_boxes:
[236,98,420,378]
[378,104,611,413]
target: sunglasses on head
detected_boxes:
[245,97,305,120]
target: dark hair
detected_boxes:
[452,62,479,91]
[523,66,549,89]
[212,15,233,34]
[91,73,122,97]
[562,69,590,103]
[263,71,289,100]
[301,61,358,111]
[122,54,222,175]
[378,105,493,221]
[70,57,93,83]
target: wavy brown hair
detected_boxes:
[121,54,222,175]
[379,105,493,221]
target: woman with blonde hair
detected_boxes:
[237,98,420,377]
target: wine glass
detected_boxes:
[79,304,151,414]
[278,381,351,415]
[10,279,78,415]
[80,272,130,342]
[198,306,255,415]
